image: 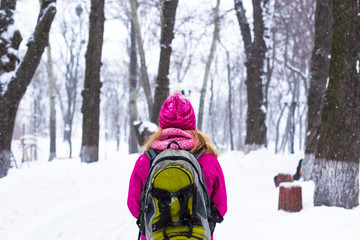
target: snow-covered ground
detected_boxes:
[1,140,360,240]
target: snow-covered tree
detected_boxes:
[0,0,56,178]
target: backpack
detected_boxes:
[136,141,223,240]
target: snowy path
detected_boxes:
[24,194,126,240]
[1,149,360,240]
[0,155,139,240]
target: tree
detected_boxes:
[267,0,316,153]
[80,0,104,163]
[302,0,332,180]
[234,0,267,148]
[312,0,360,209]
[219,39,234,150]
[57,3,86,158]
[128,21,139,154]
[151,0,179,125]
[0,0,57,178]
[129,0,153,117]
[278,101,296,153]
[46,42,56,161]
[197,0,220,131]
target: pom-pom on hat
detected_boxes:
[158,92,197,131]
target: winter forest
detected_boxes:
[1,0,360,239]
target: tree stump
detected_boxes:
[275,173,294,187]
[278,182,303,212]
[133,121,158,147]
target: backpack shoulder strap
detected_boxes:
[144,149,159,166]
[145,145,204,167]
[192,147,205,160]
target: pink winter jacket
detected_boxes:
[127,152,227,240]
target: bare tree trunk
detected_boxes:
[313,0,360,209]
[80,0,104,163]
[264,21,276,110]
[219,40,234,150]
[0,0,56,178]
[63,115,73,157]
[129,0,153,116]
[60,5,85,158]
[129,21,138,154]
[209,74,218,149]
[275,103,286,154]
[47,42,56,161]
[226,51,234,151]
[279,87,297,154]
[238,75,245,150]
[234,0,267,148]
[289,101,296,153]
[197,0,220,131]
[302,0,332,181]
[151,0,179,124]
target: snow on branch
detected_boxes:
[285,62,309,94]
[4,1,56,101]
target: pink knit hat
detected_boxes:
[158,92,197,131]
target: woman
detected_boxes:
[127,92,227,240]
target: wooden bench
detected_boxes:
[275,173,294,187]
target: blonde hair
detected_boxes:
[144,129,218,158]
